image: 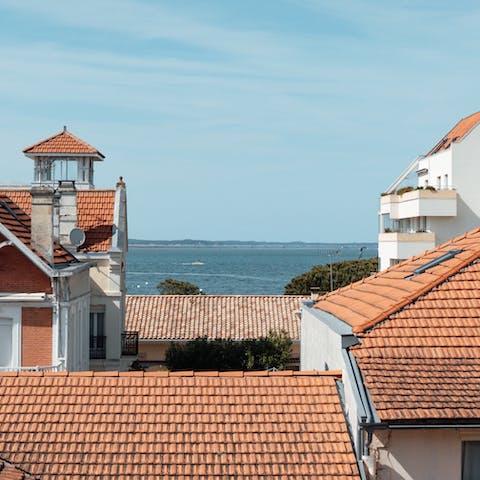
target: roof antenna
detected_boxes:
[63,125,67,132]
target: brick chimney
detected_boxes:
[56,180,78,247]
[30,185,54,264]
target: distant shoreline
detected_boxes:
[129,240,378,249]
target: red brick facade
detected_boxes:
[22,308,53,367]
[0,242,52,293]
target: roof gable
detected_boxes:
[126,295,303,340]
[0,370,360,479]
[23,129,105,158]
[427,111,480,156]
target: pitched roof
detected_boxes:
[427,111,480,156]
[314,227,480,422]
[353,257,480,422]
[0,190,115,252]
[126,295,303,340]
[314,228,480,334]
[0,370,360,479]
[23,129,105,158]
[0,195,77,266]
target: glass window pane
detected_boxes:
[463,441,480,480]
[0,323,13,367]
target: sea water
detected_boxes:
[126,244,377,295]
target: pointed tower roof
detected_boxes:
[23,127,105,159]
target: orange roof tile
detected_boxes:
[126,295,303,340]
[0,195,77,266]
[319,227,480,422]
[427,111,480,156]
[0,190,115,252]
[0,371,360,479]
[23,129,104,158]
[0,463,29,480]
[314,228,480,334]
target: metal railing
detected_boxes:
[0,361,65,372]
[121,331,139,356]
[90,335,107,359]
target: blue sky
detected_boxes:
[0,0,479,242]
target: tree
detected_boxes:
[284,257,378,295]
[165,330,293,371]
[157,278,204,295]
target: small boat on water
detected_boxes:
[191,261,205,265]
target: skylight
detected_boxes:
[407,249,464,277]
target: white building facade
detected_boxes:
[379,111,480,270]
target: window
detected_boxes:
[462,441,480,479]
[89,312,106,359]
[0,319,13,367]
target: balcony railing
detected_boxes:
[0,362,65,372]
[121,331,139,356]
[90,335,106,359]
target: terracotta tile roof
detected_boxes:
[353,259,480,421]
[126,295,303,340]
[23,129,104,158]
[314,228,480,334]
[318,227,480,422]
[0,370,360,479]
[0,190,115,252]
[0,195,77,266]
[0,461,35,480]
[427,111,480,156]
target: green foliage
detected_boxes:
[284,257,378,295]
[157,278,204,295]
[165,330,292,371]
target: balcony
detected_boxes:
[380,188,457,219]
[379,231,436,270]
[0,362,65,373]
[90,335,106,359]
[121,331,139,356]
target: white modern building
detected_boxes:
[378,111,480,270]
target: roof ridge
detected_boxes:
[0,369,339,378]
[23,129,104,158]
[22,129,65,153]
[355,247,480,334]
[126,294,306,298]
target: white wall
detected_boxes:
[371,428,480,480]
[301,305,367,455]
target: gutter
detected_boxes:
[361,422,480,430]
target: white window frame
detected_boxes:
[0,306,21,369]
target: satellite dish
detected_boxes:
[69,227,86,247]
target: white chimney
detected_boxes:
[56,180,77,247]
[30,185,54,264]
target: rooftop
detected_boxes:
[314,228,480,334]
[126,295,303,341]
[427,110,480,156]
[0,194,77,266]
[23,129,105,158]
[314,226,480,422]
[0,370,360,479]
[0,190,115,252]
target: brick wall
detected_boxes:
[0,242,52,293]
[22,307,53,367]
